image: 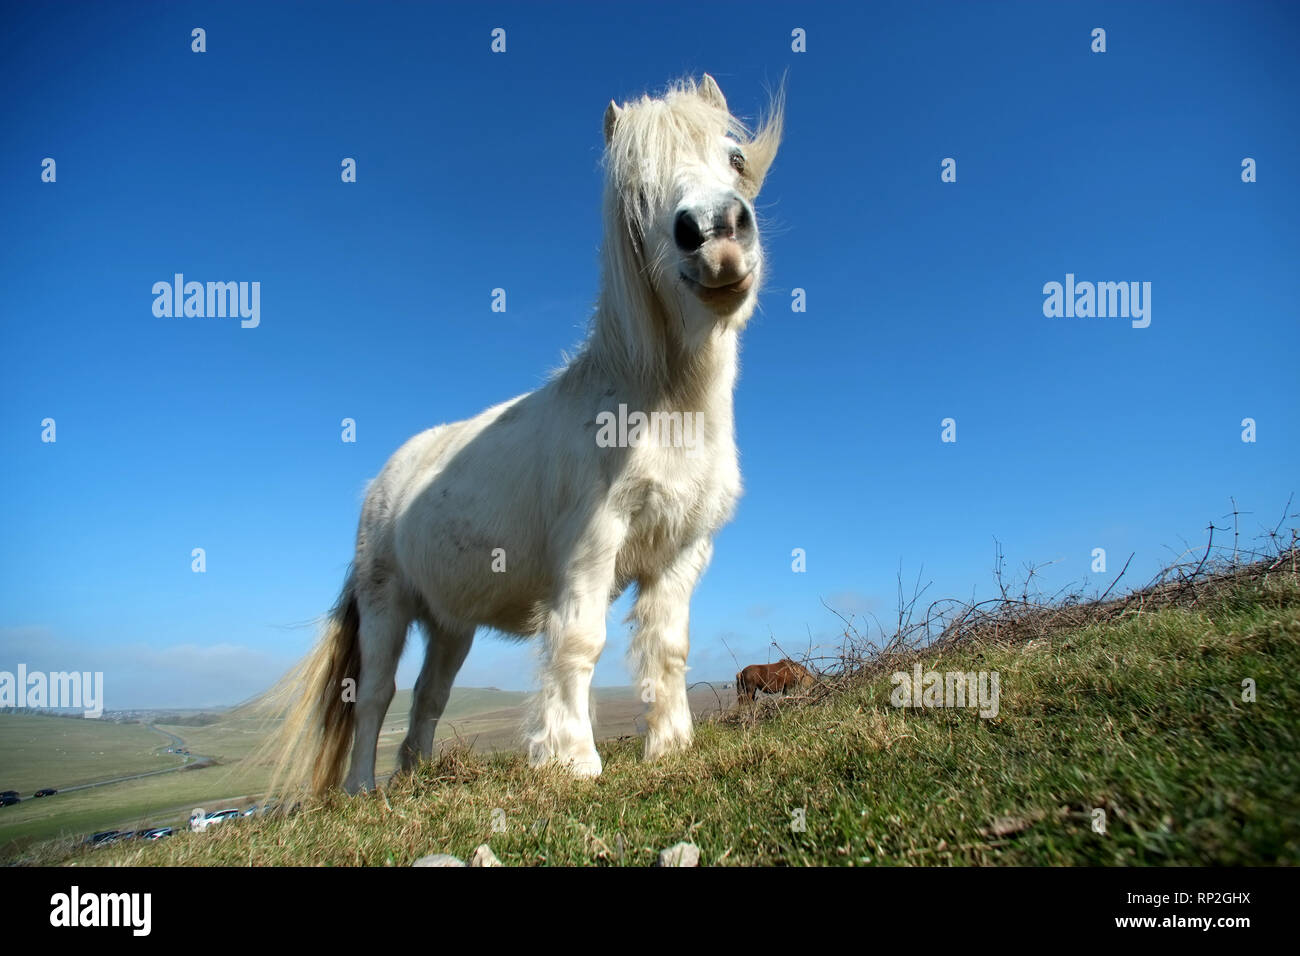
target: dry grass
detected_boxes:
[729,500,1299,723]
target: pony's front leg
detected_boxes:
[527,517,623,777]
[632,538,712,762]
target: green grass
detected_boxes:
[48,573,1299,866]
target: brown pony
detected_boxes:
[735,659,815,703]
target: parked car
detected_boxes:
[86,830,120,846]
[190,808,242,832]
[140,826,174,840]
[1,790,18,799]
[34,788,57,797]
[1,795,20,807]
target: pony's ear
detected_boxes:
[603,100,622,145]
[699,73,728,112]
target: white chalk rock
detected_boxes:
[658,842,700,867]
[470,844,503,867]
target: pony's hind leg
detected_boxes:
[735,672,753,706]
[342,596,410,794]
[398,619,474,772]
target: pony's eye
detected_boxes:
[730,150,746,173]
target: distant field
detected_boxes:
[0,759,267,850]
[0,715,181,793]
[0,684,731,859]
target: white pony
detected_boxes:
[263,75,782,795]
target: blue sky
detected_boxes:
[2,1,1297,708]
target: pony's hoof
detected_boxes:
[343,776,375,796]
[568,753,603,777]
[530,750,603,777]
[643,732,692,763]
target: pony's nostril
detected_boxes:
[725,198,753,242]
[734,201,752,237]
[674,209,706,252]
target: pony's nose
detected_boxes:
[674,196,754,252]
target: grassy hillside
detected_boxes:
[0,683,727,858]
[51,563,1299,866]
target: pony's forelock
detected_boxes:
[603,77,783,240]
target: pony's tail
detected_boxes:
[735,670,748,704]
[248,577,361,802]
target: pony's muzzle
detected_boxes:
[675,195,758,303]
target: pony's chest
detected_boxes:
[613,443,739,567]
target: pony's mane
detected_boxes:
[572,77,783,402]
